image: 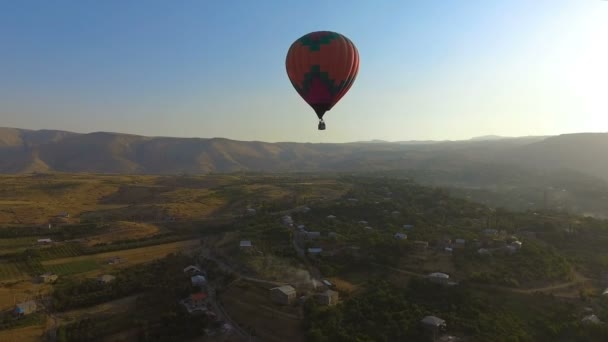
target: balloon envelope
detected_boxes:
[286,31,359,119]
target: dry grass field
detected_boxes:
[83,221,161,246]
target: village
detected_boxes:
[0,174,607,341]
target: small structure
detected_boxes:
[421,316,447,340]
[107,256,124,265]
[240,240,252,248]
[38,272,58,283]
[582,314,602,324]
[297,224,306,230]
[358,220,368,225]
[305,231,321,239]
[403,224,414,230]
[270,285,296,305]
[428,272,450,285]
[364,226,373,230]
[184,265,202,275]
[394,233,407,240]
[478,248,491,256]
[444,247,453,254]
[57,211,70,218]
[327,215,336,219]
[348,198,358,202]
[14,300,37,317]
[328,232,338,239]
[322,279,334,288]
[246,208,257,215]
[454,239,466,249]
[97,274,116,284]
[602,288,608,296]
[510,241,522,249]
[414,241,429,252]
[308,247,323,255]
[282,215,293,225]
[301,207,311,213]
[483,229,498,236]
[391,211,400,216]
[317,290,339,306]
[181,292,209,313]
[37,238,52,244]
[191,275,207,287]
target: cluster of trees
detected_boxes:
[52,253,193,311]
[0,312,45,331]
[305,278,608,342]
[455,239,572,287]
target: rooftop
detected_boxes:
[272,285,296,295]
[421,315,446,327]
[240,240,252,247]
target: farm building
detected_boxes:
[184,265,202,275]
[14,300,37,317]
[428,273,450,285]
[191,275,207,287]
[317,290,339,306]
[394,233,407,240]
[270,285,297,305]
[97,274,116,284]
[37,238,52,244]
[38,272,58,283]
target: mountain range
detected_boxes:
[1,127,607,183]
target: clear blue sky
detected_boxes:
[1,0,606,142]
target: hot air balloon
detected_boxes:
[286,31,360,130]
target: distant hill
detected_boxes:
[0,127,606,182]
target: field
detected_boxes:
[220,280,305,342]
[0,262,29,281]
[0,324,46,342]
[0,238,37,256]
[82,221,161,246]
[41,239,200,271]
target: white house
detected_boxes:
[394,233,407,240]
[428,272,450,285]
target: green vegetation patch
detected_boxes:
[44,259,99,276]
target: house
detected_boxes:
[246,208,256,215]
[184,265,202,275]
[240,240,252,248]
[428,273,450,285]
[14,300,37,317]
[191,292,208,305]
[97,274,116,284]
[297,224,306,230]
[301,207,311,213]
[510,241,523,249]
[38,272,58,283]
[483,229,498,236]
[403,224,414,230]
[191,275,207,287]
[107,256,124,265]
[305,231,321,239]
[282,215,293,225]
[454,239,466,249]
[421,315,447,338]
[414,241,429,252]
[317,290,339,306]
[37,238,52,244]
[322,279,334,288]
[394,233,407,240]
[308,247,323,255]
[358,220,368,225]
[444,247,453,253]
[327,215,336,219]
[391,211,400,216]
[270,285,297,305]
[478,248,491,256]
[582,314,602,324]
[364,226,373,230]
[602,288,608,296]
[348,198,358,202]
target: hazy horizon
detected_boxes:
[2,1,606,143]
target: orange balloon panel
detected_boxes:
[286,31,359,119]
